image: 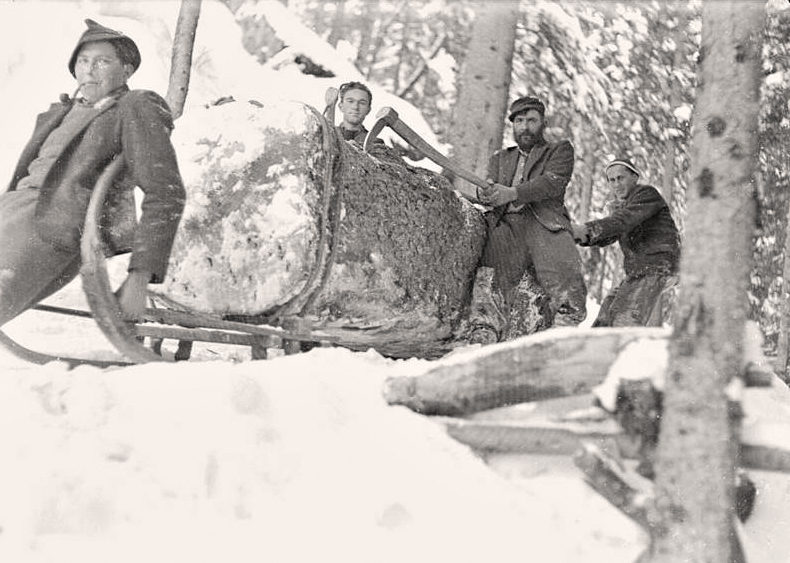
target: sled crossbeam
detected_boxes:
[29,301,335,363]
[135,325,269,347]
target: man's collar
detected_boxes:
[75,84,129,108]
[339,123,366,133]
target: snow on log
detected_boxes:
[163,101,325,315]
[384,327,670,415]
[160,100,546,357]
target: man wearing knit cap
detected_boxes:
[0,19,185,327]
[470,95,587,340]
[572,157,680,326]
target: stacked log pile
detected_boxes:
[383,326,790,556]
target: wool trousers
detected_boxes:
[0,188,81,326]
[480,211,587,328]
[593,273,678,327]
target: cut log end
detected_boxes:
[383,376,424,412]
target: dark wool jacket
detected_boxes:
[581,184,680,278]
[337,124,367,144]
[8,87,185,283]
[486,140,575,232]
[336,124,384,146]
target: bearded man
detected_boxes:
[0,19,185,327]
[471,96,587,340]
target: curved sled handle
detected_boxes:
[80,155,167,363]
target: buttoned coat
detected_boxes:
[486,139,575,232]
[7,87,185,282]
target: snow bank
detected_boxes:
[0,347,643,563]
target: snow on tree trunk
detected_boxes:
[161,100,541,358]
[448,0,518,189]
[649,2,764,562]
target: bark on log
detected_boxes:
[573,444,654,530]
[436,416,628,457]
[161,100,547,358]
[384,327,669,415]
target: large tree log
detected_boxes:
[161,100,546,358]
[384,327,669,415]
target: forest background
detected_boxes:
[224,0,790,355]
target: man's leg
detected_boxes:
[592,289,619,327]
[523,220,587,327]
[470,214,533,340]
[0,189,81,327]
[608,273,674,327]
[480,214,533,299]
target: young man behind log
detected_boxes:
[571,158,680,327]
[470,96,587,342]
[335,81,376,145]
[0,19,185,327]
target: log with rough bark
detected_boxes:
[384,327,670,415]
[573,444,654,530]
[433,394,630,457]
[160,100,547,358]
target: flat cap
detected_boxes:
[508,96,545,121]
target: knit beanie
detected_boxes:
[68,19,141,77]
[605,158,641,177]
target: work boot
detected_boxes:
[467,323,498,345]
[465,267,507,343]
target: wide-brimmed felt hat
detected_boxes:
[68,19,141,77]
[605,157,641,177]
[508,96,546,121]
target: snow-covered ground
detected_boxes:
[4,266,790,562]
[2,2,790,561]
[2,273,650,563]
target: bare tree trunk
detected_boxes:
[660,15,688,203]
[448,0,518,189]
[354,11,374,72]
[325,0,345,48]
[397,31,446,98]
[776,212,790,381]
[578,159,596,223]
[649,2,764,562]
[392,17,409,94]
[364,1,407,80]
[166,0,202,119]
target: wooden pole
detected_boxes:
[166,0,202,119]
